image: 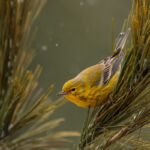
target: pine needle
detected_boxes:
[0,0,79,150]
[79,0,150,149]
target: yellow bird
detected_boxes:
[58,29,130,108]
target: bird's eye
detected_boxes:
[71,88,76,91]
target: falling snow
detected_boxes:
[55,43,59,47]
[41,45,48,51]
[80,1,84,6]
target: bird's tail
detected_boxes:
[111,28,130,58]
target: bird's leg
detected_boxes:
[108,93,115,104]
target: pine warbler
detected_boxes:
[58,29,130,108]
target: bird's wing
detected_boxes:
[97,29,130,85]
[98,55,123,85]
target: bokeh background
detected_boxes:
[31,0,131,147]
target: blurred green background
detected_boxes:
[31,0,131,147]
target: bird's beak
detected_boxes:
[57,91,68,96]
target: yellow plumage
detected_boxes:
[58,29,130,108]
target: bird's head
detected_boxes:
[57,75,88,107]
[58,76,83,96]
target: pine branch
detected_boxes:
[0,0,79,149]
[79,0,150,149]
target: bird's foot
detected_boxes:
[108,93,115,104]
